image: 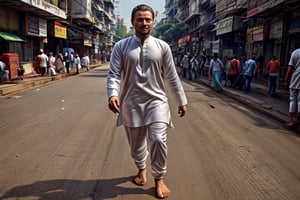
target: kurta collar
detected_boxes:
[133,35,151,45]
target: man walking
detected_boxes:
[107,4,187,199]
[36,49,48,76]
[243,53,257,94]
[285,48,300,129]
[266,55,280,97]
[208,53,224,92]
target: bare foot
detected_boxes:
[155,179,171,199]
[133,168,147,186]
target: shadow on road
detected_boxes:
[0,176,155,200]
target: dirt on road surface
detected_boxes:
[0,67,299,200]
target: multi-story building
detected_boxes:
[0,0,116,77]
[66,0,115,59]
[164,0,300,85]
[170,0,217,57]
[198,0,216,56]
[165,0,178,24]
[185,0,201,53]
[172,0,190,55]
[215,0,248,58]
[246,0,300,75]
[0,0,68,65]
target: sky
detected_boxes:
[116,1,165,28]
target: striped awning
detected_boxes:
[0,32,25,42]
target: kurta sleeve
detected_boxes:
[107,43,122,99]
[162,43,187,106]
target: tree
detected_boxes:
[115,24,135,42]
[115,24,128,39]
[153,22,188,44]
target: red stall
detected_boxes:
[2,53,19,80]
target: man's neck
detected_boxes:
[135,34,150,45]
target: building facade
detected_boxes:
[0,0,116,77]
[165,0,300,83]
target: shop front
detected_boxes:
[0,32,27,80]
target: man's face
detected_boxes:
[131,10,154,37]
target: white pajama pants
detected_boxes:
[289,89,300,113]
[124,122,168,179]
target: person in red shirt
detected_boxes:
[265,55,280,97]
[229,54,240,87]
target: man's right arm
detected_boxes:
[108,96,120,113]
[107,42,123,113]
[285,65,293,87]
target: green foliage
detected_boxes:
[153,22,188,43]
[115,24,128,39]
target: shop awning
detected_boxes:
[0,32,25,42]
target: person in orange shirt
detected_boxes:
[230,54,240,87]
[265,55,280,97]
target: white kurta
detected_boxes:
[107,35,187,127]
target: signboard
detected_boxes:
[270,21,283,39]
[252,26,264,41]
[22,0,66,19]
[84,33,92,47]
[216,16,233,35]
[26,14,47,37]
[247,0,285,17]
[39,19,47,37]
[26,15,39,36]
[247,25,264,43]
[212,40,220,53]
[54,21,67,39]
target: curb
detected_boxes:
[0,64,103,96]
[0,74,65,96]
[196,79,289,125]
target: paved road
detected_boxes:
[0,66,299,200]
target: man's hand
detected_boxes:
[108,96,120,113]
[178,105,187,117]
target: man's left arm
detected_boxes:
[162,43,187,107]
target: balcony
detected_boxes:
[104,0,114,5]
[175,8,189,21]
[1,0,67,21]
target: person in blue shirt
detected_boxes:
[243,53,257,94]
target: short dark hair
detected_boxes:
[131,4,155,21]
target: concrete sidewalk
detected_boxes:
[193,77,294,131]
[197,77,289,123]
[0,63,104,96]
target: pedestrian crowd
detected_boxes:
[34,49,90,77]
[177,51,282,96]
[176,48,300,130]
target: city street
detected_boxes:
[0,66,300,200]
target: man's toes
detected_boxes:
[155,180,170,198]
[134,177,146,186]
[156,189,170,199]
